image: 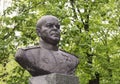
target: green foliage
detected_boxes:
[0,0,120,84]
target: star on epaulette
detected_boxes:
[22,45,41,50]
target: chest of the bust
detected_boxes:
[27,49,75,73]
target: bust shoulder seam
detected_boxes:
[21,45,41,50]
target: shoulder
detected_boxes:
[60,49,79,65]
[60,49,78,58]
[60,49,79,60]
[15,45,41,57]
[21,45,41,51]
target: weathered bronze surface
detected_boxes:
[15,15,79,76]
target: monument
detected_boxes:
[15,15,79,84]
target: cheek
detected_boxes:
[41,29,50,36]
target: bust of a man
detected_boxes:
[15,15,79,77]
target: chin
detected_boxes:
[44,37,60,45]
[50,39,59,45]
[53,39,60,43]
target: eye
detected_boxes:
[46,23,53,27]
[55,25,60,29]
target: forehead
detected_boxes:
[36,16,60,28]
[45,17,59,24]
[40,16,60,25]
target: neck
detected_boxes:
[40,39,58,51]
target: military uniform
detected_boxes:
[15,45,79,76]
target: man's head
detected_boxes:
[36,15,60,45]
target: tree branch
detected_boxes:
[69,0,77,19]
[77,6,85,26]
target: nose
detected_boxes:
[53,25,57,30]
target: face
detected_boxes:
[39,17,60,45]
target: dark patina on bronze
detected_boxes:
[15,15,79,76]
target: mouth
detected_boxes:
[51,33,59,37]
[50,31,60,37]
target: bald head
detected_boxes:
[36,15,59,29]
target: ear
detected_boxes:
[36,28,41,37]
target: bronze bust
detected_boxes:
[15,15,79,77]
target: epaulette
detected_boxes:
[21,45,41,50]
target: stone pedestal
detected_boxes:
[29,73,79,84]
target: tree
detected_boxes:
[0,0,120,84]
